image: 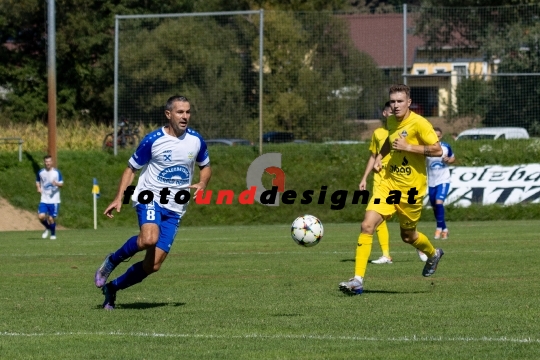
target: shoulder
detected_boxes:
[373,127,388,138]
[441,141,454,153]
[186,128,205,143]
[143,127,167,141]
[410,112,431,127]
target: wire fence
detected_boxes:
[115,4,540,148]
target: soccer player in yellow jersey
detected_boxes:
[340,84,444,295]
[359,102,392,264]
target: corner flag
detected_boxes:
[92,178,100,198]
[92,178,100,230]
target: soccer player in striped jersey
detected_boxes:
[36,155,63,240]
[94,95,212,309]
[426,127,455,240]
[340,84,444,295]
[359,102,393,264]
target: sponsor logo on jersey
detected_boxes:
[400,130,408,137]
[390,158,412,175]
[157,165,190,185]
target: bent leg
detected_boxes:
[402,227,436,259]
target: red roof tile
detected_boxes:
[341,14,425,69]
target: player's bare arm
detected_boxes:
[392,134,443,157]
[359,153,376,190]
[36,182,42,193]
[189,164,212,197]
[104,166,137,218]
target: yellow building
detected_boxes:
[408,47,497,117]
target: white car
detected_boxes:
[456,127,529,140]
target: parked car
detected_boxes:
[262,131,295,143]
[205,138,252,146]
[455,127,529,140]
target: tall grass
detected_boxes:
[0,121,160,152]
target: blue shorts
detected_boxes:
[38,203,59,218]
[135,201,181,253]
[428,183,450,205]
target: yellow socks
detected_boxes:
[376,220,390,258]
[411,232,436,258]
[355,233,373,278]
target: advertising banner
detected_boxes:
[425,164,540,207]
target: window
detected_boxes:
[453,64,468,83]
[416,69,426,75]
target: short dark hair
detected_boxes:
[433,127,442,133]
[44,155,52,161]
[389,84,410,98]
[384,101,391,108]
[165,95,190,111]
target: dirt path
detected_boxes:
[0,197,65,231]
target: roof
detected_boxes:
[341,13,425,69]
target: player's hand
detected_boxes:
[373,157,382,172]
[359,179,367,191]
[392,134,410,151]
[189,182,206,199]
[442,156,449,163]
[104,199,122,218]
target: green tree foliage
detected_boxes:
[483,20,540,133]
[415,2,540,133]
[0,0,197,123]
[0,0,383,134]
[118,16,253,138]
[258,11,383,141]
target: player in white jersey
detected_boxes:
[36,155,64,240]
[94,95,212,310]
[426,127,455,240]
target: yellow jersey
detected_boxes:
[368,127,390,185]
[384,111,438,195]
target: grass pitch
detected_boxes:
[2,220,540,359]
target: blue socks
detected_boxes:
[40,219,50,230]
[111,261,148,291]
[434,204,446,229]
[110,235,139,266]
[49,222,56,236]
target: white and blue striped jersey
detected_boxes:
[36,168,63,204]
[128,127,209,216]
[426,141,454,187]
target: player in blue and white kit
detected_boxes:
[426,127,455,240]
[94,95,212,310]
[36,155,64,240]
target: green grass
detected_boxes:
[2,221,540,359]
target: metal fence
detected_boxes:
[114,4,540,153]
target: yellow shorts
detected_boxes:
[367,181,423,230]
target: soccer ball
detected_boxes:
[291,215,324,247]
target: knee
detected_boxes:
[400,230,416,244]
[361,220,376,234]
[138,234,158,249]
[38,214,46,221]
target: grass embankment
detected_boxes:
[1,139,540,229]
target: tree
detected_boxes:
[0,0,197,123]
